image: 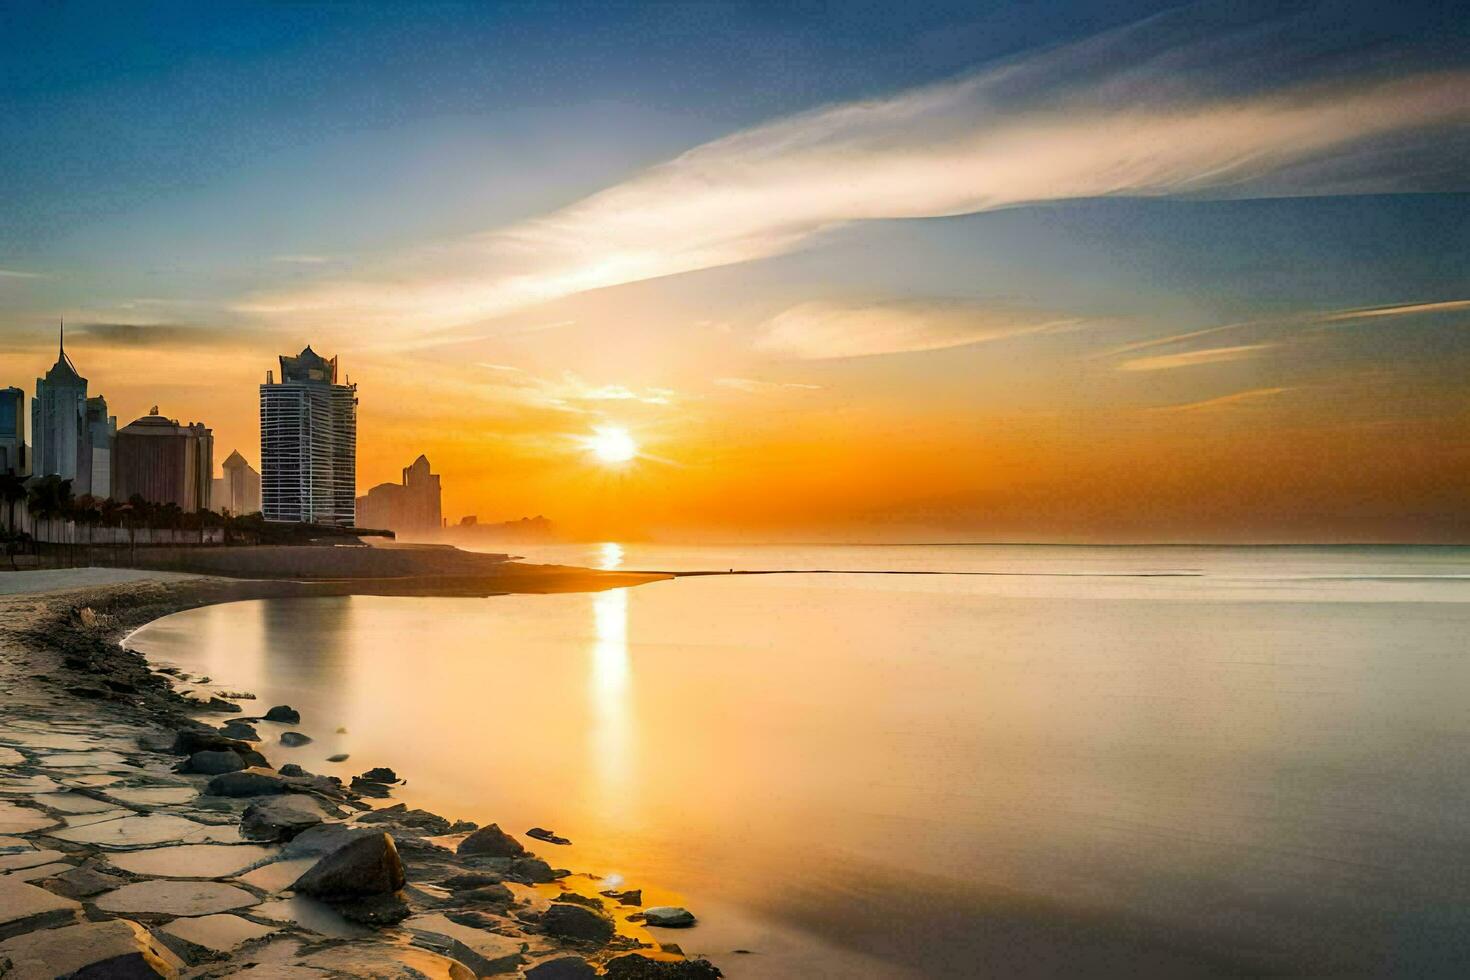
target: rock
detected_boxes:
[541,903,614,943]
[242,795,328,841]
[220,721,260,741]
[552,892,604,910]
[360,767,398,783]
[280,731,313,747]
[350,777,394,798]
[204,767,290,797]
[199,696,243,713]
[278,763,307,777]
[457,884,515,906]
[441,871,503,891]
[444,909,503,930]
[600,888,643,906]
[51,864,127,898]
[183,748,247,774]
[0,878,81,940]
[508,857,556,883]
[137,732,176,753]
[527,827,572,846]
[447,819,478,833]
[358,804,451,835]
[264,705,301,723]
[603,954,724,979]
[457,823,525,858]
[172,729,253,757]
[526,956,598,980]
[641,906,697,928]
[327,753,350,763]
[0,918,184,978]
[293,832,405,898]
[280,822,375,859]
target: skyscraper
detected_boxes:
[260,346,357,525]
[356,454,442,535]
[0,387,24,476]
[112,408,213,511]
[31,325,88,484]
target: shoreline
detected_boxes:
[0,568,719,979]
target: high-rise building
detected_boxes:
[260,346,357,525]
[356,454,442,535]
[31,326,89,484]
[112,408,214,511]
[212,450,262,516]
[0,387,25,476]
[84,395,116,498]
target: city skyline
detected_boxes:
[2,2,1467,541]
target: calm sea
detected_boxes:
[127,544,1470,977]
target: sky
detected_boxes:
[1,0,1467,542]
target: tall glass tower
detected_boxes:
[259,346,358,525]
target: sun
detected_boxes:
[587,426,638,464]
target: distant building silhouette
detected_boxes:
[357,454,442,535]
[0,387,25,476]
[31,325,89,485]
[113,407,214,511]
[212,450,262,516]
[84,395,116,498]
[260,346,357,524]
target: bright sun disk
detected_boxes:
[589,426,638,464]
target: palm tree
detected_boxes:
[0,473,25,534]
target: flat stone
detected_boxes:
[298,943,475,979]
[0,801,56,835]
[107,843,279,878]
[1,862,72,883]
[62,773,123,788]
[0,849,66,872]
[0,876,81,939]
[62,807,137,828]
[0,917,183,979]
[96,879,259,916]
[108,785,200,806]
[404,913,527,975]
[50,812,243,848]
[36,750,131,767]
[33,791,119,814]
[0,747,24,765]
[0,836,30,853]
[0,732,94,750]
[52,864,128,897]
[237,857,319,894]
[161,912,278,953]
[0,775,61,796]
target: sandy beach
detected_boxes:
[0,564,715,979]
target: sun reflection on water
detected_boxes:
[589,586,632,820]
[597,541,625,570]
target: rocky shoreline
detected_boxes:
[0,575,721,978]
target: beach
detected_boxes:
[0,563,715,979]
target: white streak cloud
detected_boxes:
[757,300,1077,360]
[1119,343,1276,372]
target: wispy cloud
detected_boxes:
[756,300,1077,360]
[1315,299,1470,323]
[1119,343,1277,372]
[0,269,45,279]
[1149,386,1291,413]
[271,254,332,265]
[236,17,1470,338]
[715,377,824,393]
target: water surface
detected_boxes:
[128,545,1470,977]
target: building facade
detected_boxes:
[356,454,442,535]
[31,330,89,484]
[260,346,357,525]
[0,387,24,476]
[212,450,262,516]
[112,408,214,511]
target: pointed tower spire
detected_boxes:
[59,317,64,356]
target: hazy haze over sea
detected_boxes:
[129,544,1470,977]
